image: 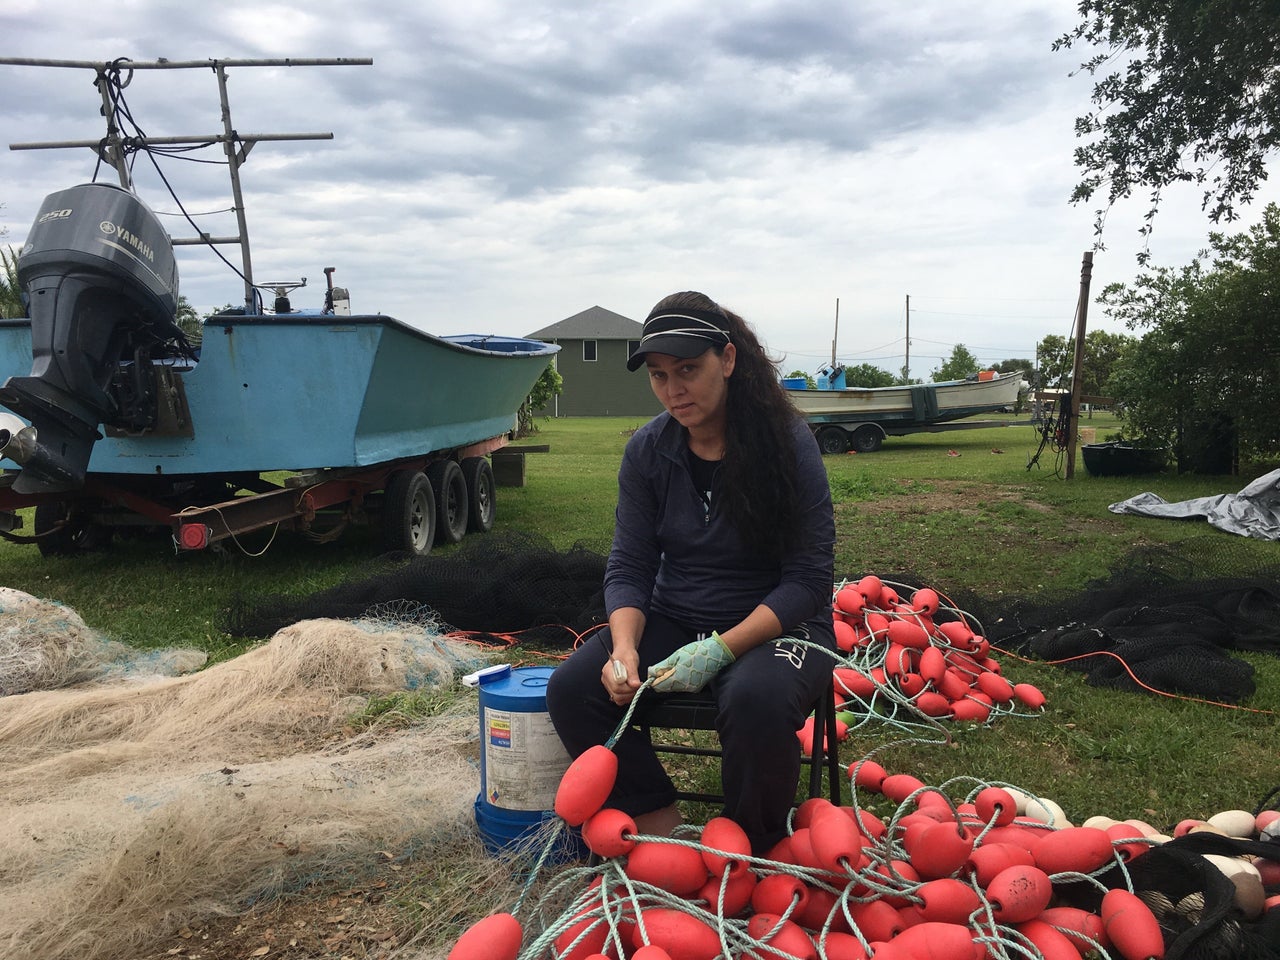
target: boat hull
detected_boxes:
[0,314,557,476]
[786,371,1025,425]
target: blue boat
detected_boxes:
[0,57,557,556]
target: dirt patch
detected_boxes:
[840,479,1053,516]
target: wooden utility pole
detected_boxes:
[1065,252,1094,478]
[904,294,911,381]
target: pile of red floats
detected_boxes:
[450,738,1280,960]
[798,577,1045,751]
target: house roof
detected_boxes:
[527,306,641,340]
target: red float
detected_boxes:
[699,816,751,879]
[747,914,817,960]
[815,931,870,960]
[949,698,992,723]
[555,745,619,826]
[915,691,952,718]
[881,921,982,960]
[915,878,982,924]
[750,871,810,917]
[1012,683,1046,709]
[1101,889,1166,959]
[974,787,1017,827]
[447,912,522,960]
[1037,906,1110,952]
[1034,826,1116,876]
[850,759,888,791]
[905,821,974,879]
[984,864,1053,923]
[1015,919,1086,960]
[855,575,885,606]
[582,807,637,859]
[881,773,927,804]
[834,619,859,652]
[835,584,866,615]
[975,671,1014,703]
[810,805,870,873]
[888,618,931,650]
[911,587,941,616]
[624,842,709,896]
[697,868,756,917]
[630,909,722,960]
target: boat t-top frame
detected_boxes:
[1,56,372,312]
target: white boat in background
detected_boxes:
[784,367,1028,453]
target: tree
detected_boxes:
[516,362,564,436]
[1056,1,1280,255]
[0,245,21,319]
[1034,329,1136,397]
[931,344,980,382]
[175,295,200,339]
[841,363,896,388]
[1103,202,1280,466]
[784,369,817,389]
[993,358,1033,376]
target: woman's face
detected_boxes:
[644,344,737,435]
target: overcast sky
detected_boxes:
[2,1,1276,378]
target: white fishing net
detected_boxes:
[0,610,499,960]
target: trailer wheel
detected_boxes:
[382,470,436,556]
[851,425,884,453]
[461,456,496,533]
[34,502,113,557]
[428,459,469,545]
[816,427,849,455]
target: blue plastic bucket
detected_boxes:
[474,666,582,858]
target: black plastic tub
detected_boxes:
[1082,441,1167,477]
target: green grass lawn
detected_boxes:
[2,414,1278,826]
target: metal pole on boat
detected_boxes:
[214,62,258,312]
[92,66,132,189]
[1064,251,1094,479]
[831,298,839,366]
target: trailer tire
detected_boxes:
[34,502,113,557]
[428,459,470,545]
[816,426,849,455]
[382,470,436,556]
[461,456,496,533]
[851,425,884,453]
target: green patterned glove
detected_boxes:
[649,632,735,692]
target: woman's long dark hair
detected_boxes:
[648,291,803,559]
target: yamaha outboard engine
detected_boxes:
[0,183,182,493]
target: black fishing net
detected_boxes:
[225,530,608,645]
[228,533,1280,705]
[1050,830,1280,960]
[950,537,1280,704]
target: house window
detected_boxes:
[583,340,598,362]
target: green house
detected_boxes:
[527,306,662,418]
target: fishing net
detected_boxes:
[229,532,1280,706]
[226,529,610,645]
[0,614,499,960]
[0,587,207,694]
[950,537,1280,703]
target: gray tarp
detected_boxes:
[1108,468,1280,540]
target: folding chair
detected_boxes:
[638,674,842,806]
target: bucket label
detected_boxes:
[481,706,572,811]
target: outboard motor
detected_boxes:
[0,183,182,493]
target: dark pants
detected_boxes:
[545,611,835,853]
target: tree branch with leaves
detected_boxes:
[1057,0,1280,258]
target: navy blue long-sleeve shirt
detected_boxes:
[603,412,835,634]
